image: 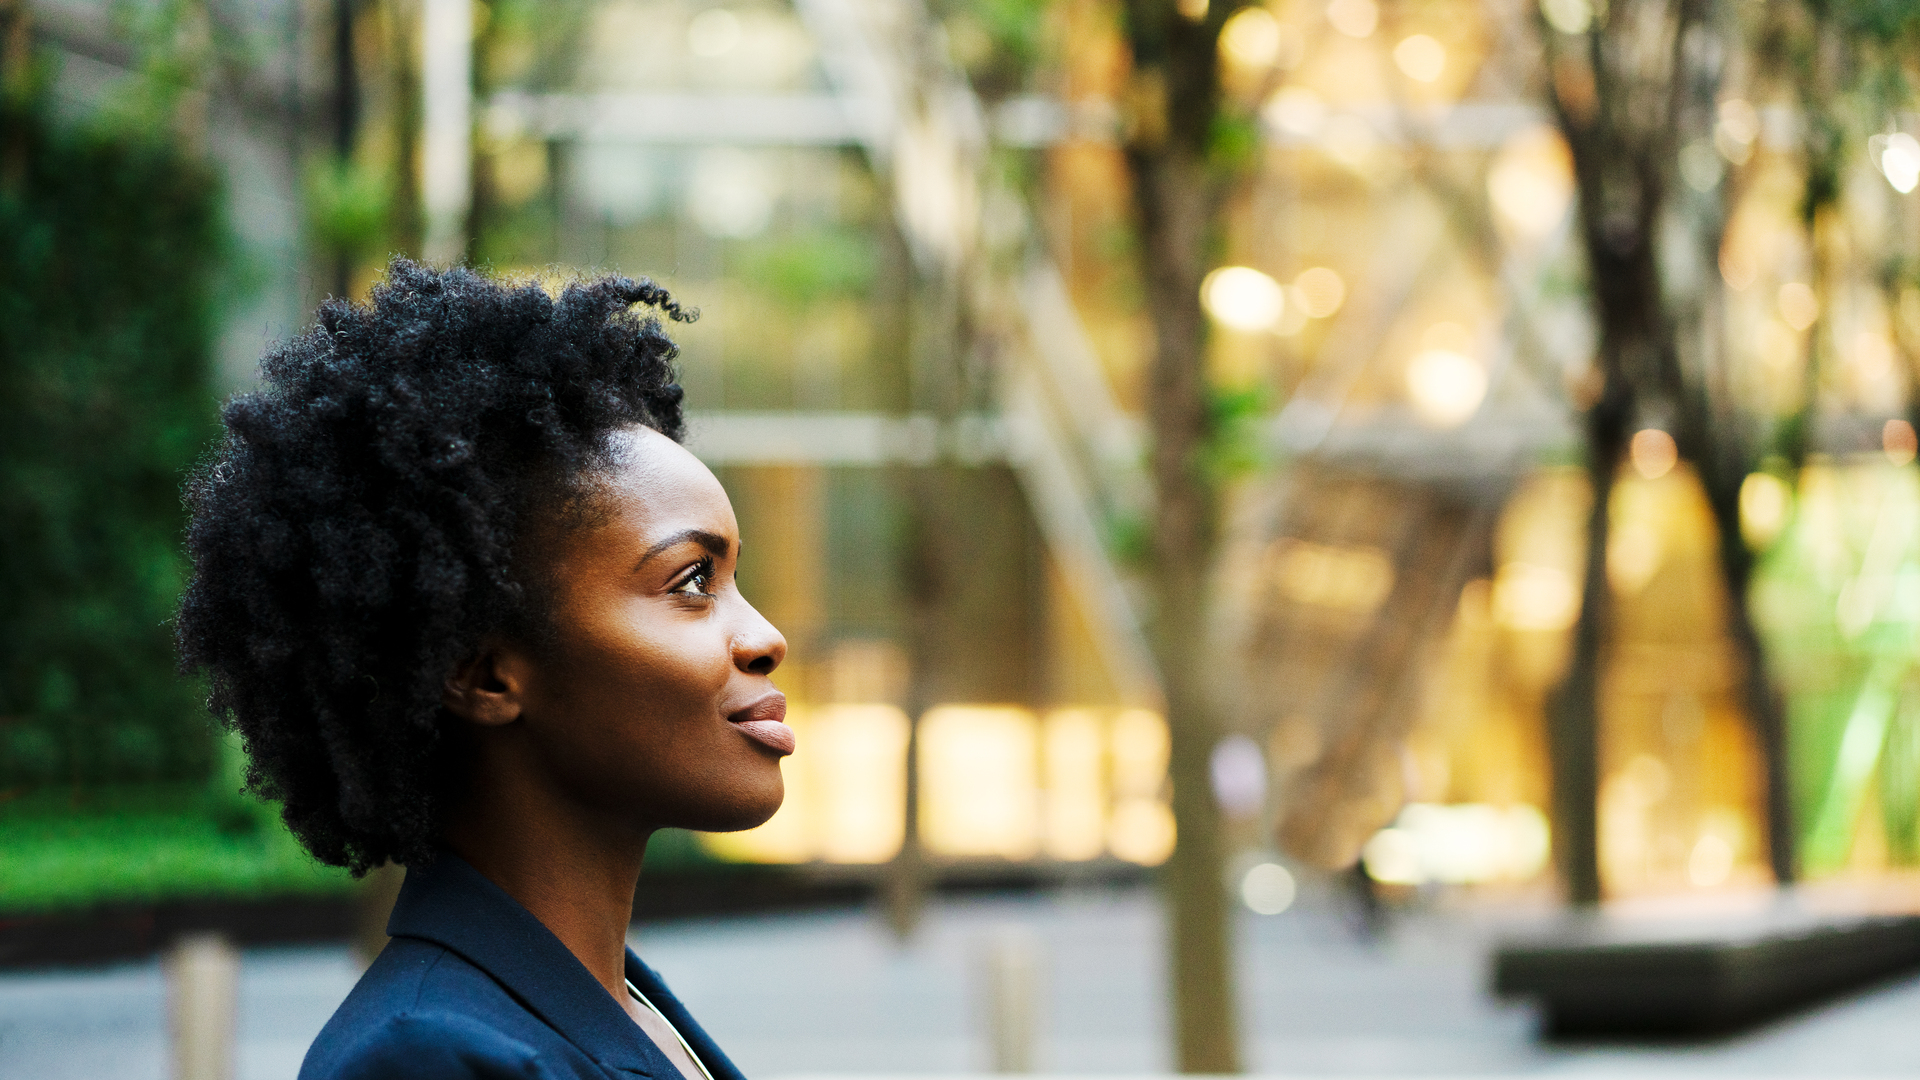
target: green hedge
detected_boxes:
[0,63,223,791]
[0,797,353,914]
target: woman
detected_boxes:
[177,260,789,1080]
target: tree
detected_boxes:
[1116,0,1253,1067]
[1539,0,1799,900]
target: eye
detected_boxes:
[671,556,717,598]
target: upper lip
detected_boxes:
[726,690,786,725]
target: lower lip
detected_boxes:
[732,719,795,756]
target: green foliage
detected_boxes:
[481,0,599,88]
[1772,408,1811,467]
[1105,511,1152,571]
[98,0,221,131]
[1207,112,1261,176]
[941,0,1052,96]
[306,156,394,260]
[1883,695,1920,865]
[1816,0,1920,41]
[969,0,1050,69]
[1770,0,1920,223]
[0,72,224,791]
[739,227,879,308]
[1202,382,1270,480]
[1751,480,1920,872]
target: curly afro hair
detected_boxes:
[176,258,693,874]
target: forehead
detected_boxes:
[595,426,736,537]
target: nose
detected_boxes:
[731,598,786,677]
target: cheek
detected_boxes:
[566,601,728,708]
[533,614,778,823]
[567,624,727,753]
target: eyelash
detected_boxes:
[673,556,718,598]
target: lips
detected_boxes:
[729,692,794,756]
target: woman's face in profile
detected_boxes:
[512,424,790,833]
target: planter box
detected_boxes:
[1493,910,1920,1036]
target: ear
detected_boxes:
[442,640,534,727]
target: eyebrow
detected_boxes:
[634,528,733,571]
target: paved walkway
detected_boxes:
[2,884,1917,1078]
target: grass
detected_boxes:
[0,798,726,916]
[0,783,354,915]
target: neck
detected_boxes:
[442,743,652,1003]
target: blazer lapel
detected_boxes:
[626,953,749,1080]
[387,852,678,1079]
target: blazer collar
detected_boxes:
[387,851,675,1078]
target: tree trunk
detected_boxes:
[1680,277,1799,886]
[1712,515,1795,883]
[1668,0,1798,885]
[386,0,422,256]
[1545,0,1690,903]
[885,461,939,940]
[1550,393,1626,905]
[1126,144,1241,1070]
[463,0,498,263]
[1116,0,1247,1067]
[332,0,359,297]
[1548,0,1797,896]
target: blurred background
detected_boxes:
[3,0,1920,1074]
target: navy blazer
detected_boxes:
[301,853,747,1080]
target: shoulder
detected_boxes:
[300,939,569,1080]
[307,1011,556,1080]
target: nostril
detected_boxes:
[746,655,775,675]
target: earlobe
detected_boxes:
[441,643,529,727]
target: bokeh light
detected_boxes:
[1221,7,1284,69]
[1716,98,1760,164]
[1321,115,1381,171]
[1292,266,1346,318]
[1630,428,1678,480]
[1488,126,1574,238]
[1324,0,1378,39]
[1539,0,1593,35]
[1042,710,1109,861]
[1202,266,1287,331]
[1110,709,1176,865]
[1883,418,1917,466]
[1874,132,1920,195]
[1391,35,1445,83]
[1406,347,1488,426]
[1264,86,1327,137]
[1688,833,1735,888]
[919,706,1042,859]
[1739,472,1792,547]
[811,706,913,863]
[1778,282,1820,331]
[1607,519,1663,593]
[1267,538,1396,612]
[1240,862,1297,914]
[1210,735,1268,819]
[1361,804,1552,885]
[1492,561,1580,631]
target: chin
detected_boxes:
[673,775,785,833]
